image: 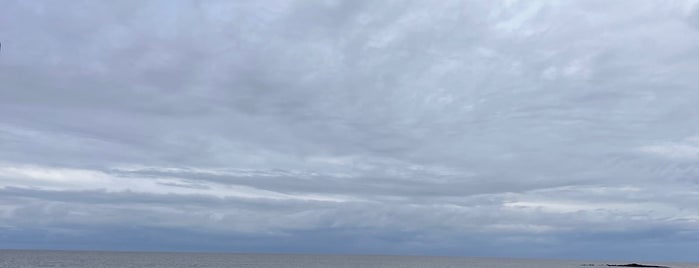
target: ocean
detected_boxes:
[0,250,694,268]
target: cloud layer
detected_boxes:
[2,0,699,262]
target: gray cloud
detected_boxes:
[2,0,699,261]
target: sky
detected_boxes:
[1,0,699,262]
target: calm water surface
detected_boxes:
[0,250,694,268]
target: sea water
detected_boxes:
[0,250,694,268]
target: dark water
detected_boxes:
[0,250,693,268]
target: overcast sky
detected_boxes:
[2,0,699,262]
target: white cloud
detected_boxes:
[0,164,350,202]
[639,136,699,160]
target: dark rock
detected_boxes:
[606,263,669,268]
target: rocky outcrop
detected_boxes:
[606,264,669,268]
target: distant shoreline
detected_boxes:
[0,248,691,266]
